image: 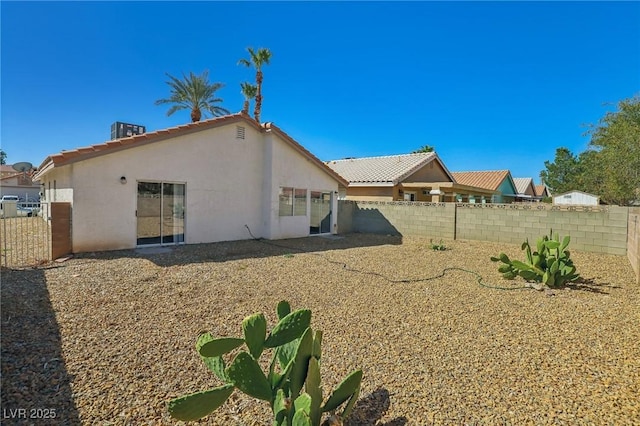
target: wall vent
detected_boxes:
[236,126,245,139]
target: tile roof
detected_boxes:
[513,177,534,194]
[36,113,259,174]
[34,113,348,187]
[535,184,549,197]
[450,170,512,191]
[325,152,447,185]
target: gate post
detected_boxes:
[50,202,72,259]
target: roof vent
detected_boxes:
[236,126,245,140]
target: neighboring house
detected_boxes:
[450,170,518,203]
[34,113,348,253]
[326,152,466,202]
[535,184,551,200]
[513,177,537,202]
[0,170,41,201]
[553,190,600,206]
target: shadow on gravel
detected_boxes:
[563,277,621,294]
[346,388,408,426]
[0,268,80,425]
[73,233,403,268]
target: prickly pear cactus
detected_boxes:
[168,301,362,425]
[491,229,580,288]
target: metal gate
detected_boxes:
[0,202,72,268]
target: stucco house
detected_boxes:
[535,184,550,199]
[0,169,41,201]
[553,190,600,206]
[450,170,518,203]
[33,113,348,253]
[325,152,480,202]
[513,177,537,202]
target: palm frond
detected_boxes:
[240,82,258,99]
[155,70,228,122]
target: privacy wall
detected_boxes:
[338,201,455,240]
[628,208,640,284]
[339,201,630,256]
[455,204,628,255]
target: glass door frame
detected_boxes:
[309,190,332,236]
[136,180,186,247]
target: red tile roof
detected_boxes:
[34,113,348,187]
[37,114,258,173]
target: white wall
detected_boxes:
[264,131,339,239]
[553,191,599,206]
[41,121,341,253]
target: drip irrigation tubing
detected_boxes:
[243,225,532,291]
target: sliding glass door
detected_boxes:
[309,191,331,235]
[137,182,185,246]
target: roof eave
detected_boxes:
[349,182,395,187]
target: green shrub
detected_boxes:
[430,239,448,251]
[490,229,580,288]
[168,301,362,425]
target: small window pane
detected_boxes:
[279,187,293,216]
[294,189,307,216]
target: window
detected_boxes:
[236,126,245,139]
[294,189,307,216]
[279,187,307,216]
[279,187,293,216]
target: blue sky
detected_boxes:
[2,1,639,182]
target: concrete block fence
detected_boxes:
[628,208,640,284]
[338,201,633,259]
[338,200,455,240]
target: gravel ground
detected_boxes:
[1,233,639,425]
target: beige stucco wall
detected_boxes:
[38,122,342,253]
[344,186,394,201]
[263,132,339,239]
[403,160,450,183]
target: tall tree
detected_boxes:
[240,82,257,115]
[155,70,229,122]
[540,147,583,194]
[586,96,640,205]
[412,145,434,153]
[0,149,6,165]
[238,47,272,122]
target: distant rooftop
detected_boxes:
[513,177,534,194]
[451,170,512,191]
[326,152,440,185]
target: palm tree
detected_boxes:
[240,82,257,115]
[238,47,272,122]
[412,145,435,153]
[155,70,229,122]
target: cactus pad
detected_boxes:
[243,312,267,359]
[168,384,234,421]
[323,369,363,412]
[199,337,244,358]
[226,352,272,401]
[264,309,311,348]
